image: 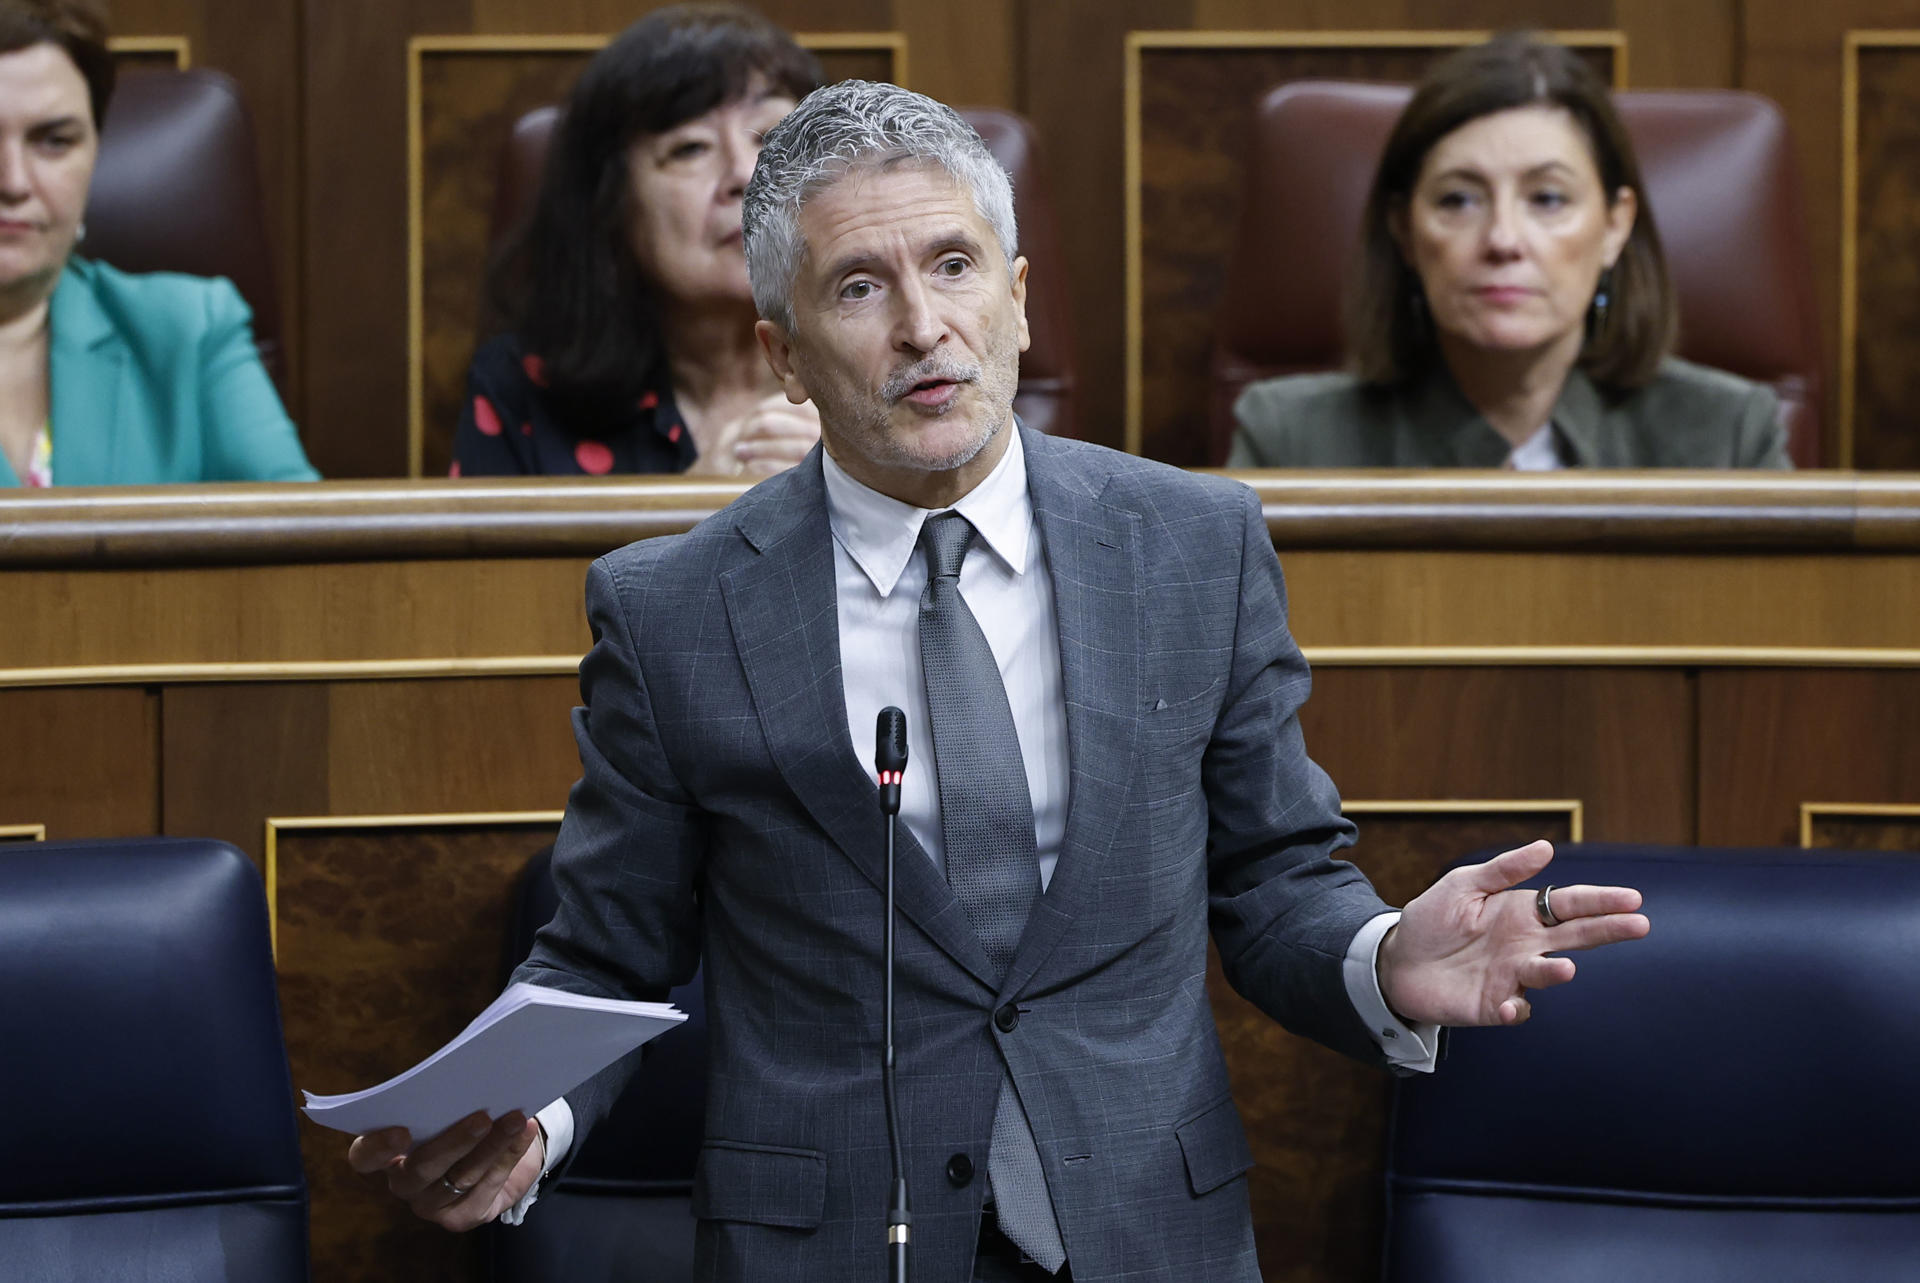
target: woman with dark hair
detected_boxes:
[0,0,314,485]
[454,4,822,478]
[1230,33,1788,470]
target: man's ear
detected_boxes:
[1010,255,1031,354]
[755,318,811,405]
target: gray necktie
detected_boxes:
[918,512,1067,1273]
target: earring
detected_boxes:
[74,221,86,245]
[1590,267,1613,331]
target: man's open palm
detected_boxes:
[1378,840,1650,1027]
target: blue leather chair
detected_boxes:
[489,845,708,1282]
[0,838,308,1281]
[1384,844,1920,1282]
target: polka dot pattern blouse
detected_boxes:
[451,334,697,477]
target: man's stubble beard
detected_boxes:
[809,322,1023,476]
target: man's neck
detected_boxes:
[826,417,1013,511]
[1437,328,1583,449]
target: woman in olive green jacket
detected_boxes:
[1230,34,1789,472]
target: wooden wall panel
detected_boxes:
[1212,807,1576,1283]
[160,676,580,863]
[162,684,331,860]
[1133,38,1617,464]
[1803,808,1920,851]
[0,688,159,838]
[0,558,593,672]
[414,39,900,479]
[1297,667,1694,841]
[1741,0,1920,467]
[1698,670,1920,846]
[1848,41,1920,470]
[109,42,188,75]
[274,817,562,1283]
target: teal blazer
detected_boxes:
[0,257,319,486]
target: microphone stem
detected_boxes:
[884,812,910,1282]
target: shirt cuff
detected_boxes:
[1343,911,1441,1075]
[497,1098,575,1226]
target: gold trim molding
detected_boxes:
[265,809,565,956]
[7,643,1920,691]
[1839,31,1920,470]
[405,31,909,478]
[0,824,47,841]
[1799,801,1920,849]
[1345,798,1585,843]
[1123,28,1628,456]
[108,36,191,69]
[0,656,583,689]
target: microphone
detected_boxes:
[874,707,911,1283]
[876,706,907,816]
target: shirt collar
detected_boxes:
[821,426,1033,597]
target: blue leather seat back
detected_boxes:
[490,845,707,1281]
[1385,844,1920,1282]
[0,838,307,1280]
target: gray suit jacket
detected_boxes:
[1229,357,1790,469]
[516,427,1392,1282]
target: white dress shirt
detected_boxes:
[513,430,1434,1222]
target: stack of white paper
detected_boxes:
[301,982,686,1140]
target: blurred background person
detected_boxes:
[454,4,822,479]
[1230,33,1789,471]
[0,0,315,487]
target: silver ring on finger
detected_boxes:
[439,1176,471,1198]
[1534,884,1561,928]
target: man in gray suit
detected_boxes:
[351,82,1648,1280]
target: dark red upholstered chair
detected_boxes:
[486,104,1080,438]
[84,69,285,388]
[1211,82,1823,467]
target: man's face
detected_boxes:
[757,161,1029,506]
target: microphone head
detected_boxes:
[875,706,908,773]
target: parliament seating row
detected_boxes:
[85,69,1822,467]
[12,836,1912,1280]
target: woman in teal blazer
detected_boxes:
[0,10,316,487]
[5,256,320,486]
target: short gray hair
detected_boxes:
[744,80,1018,330]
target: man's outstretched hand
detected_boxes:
[1377,840,1649,1027]
[346,1111,544,1232]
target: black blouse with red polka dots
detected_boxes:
[450,334,697,477]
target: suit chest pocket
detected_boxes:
[1137,679,1220,801]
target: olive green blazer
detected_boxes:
[1228,357,1790,470]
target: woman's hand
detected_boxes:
[731,393,821,476]
[686,393,821,478]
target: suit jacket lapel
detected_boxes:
[1004,429,1144,997]
[47,261,126,485]
[720,453,996,990]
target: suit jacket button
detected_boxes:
[946,1153,974,1187]
[994,1004,1019,1033]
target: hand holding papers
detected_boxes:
[303,982,685,1141]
